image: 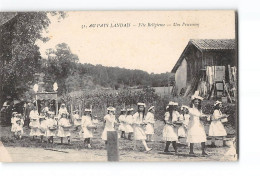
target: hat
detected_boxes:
[107,107,116,112]
[148,106,155,111]
[137,103,146,107]
[16,113,22,118]
[73,109,79,112]
[166,105,169,110]
[214,100,222,106]
[12,112,18,116]
[191,91,203,100]
[61,103,65,106]
[127,108,134,111]
[84,108,92,112]
[181,105,189,110]
[168,101,175,105]
[121,109,126,112]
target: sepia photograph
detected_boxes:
[0,10,238,162]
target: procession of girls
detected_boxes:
[10,91,229,155]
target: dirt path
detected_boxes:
[1,145,236,162]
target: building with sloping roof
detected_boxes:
[171,39,237,96]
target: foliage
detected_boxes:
[0,12,66,103]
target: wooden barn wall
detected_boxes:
[203,50,236,82]
[185,45,203,83]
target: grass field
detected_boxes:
[0,119,237,162]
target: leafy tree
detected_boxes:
[0,12,66,105]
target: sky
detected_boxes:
[37,11,235,74]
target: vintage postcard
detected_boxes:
[0,11,238,162]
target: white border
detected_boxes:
[1,0,260,175]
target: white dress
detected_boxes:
[186,108,207,143]
[125,115,134,133]
[144,112,155,135]
[80,115,94,139]
[13,118,24,135]
[177,114,190,137]
[57,118,71,137]
[11,117,16,132]
[133,112,146,140]
[118,115,126,131]
[162,111,179,141]
[101,114,116,140]
[29,110,39,136]
[73,114,82,127]
[45,118,57,137]
[209,110,227,137]
[37,118,47,136]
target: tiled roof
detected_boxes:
[0,12,17,26]
[190,39,236,50]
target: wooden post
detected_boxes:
[55,93,58,116]
[107,131,119,161]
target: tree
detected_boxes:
[0,12,66,105]
[43,43,79,94]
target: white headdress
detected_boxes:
[137,103,146,107]
[84,108,92,112]
[127,108,134,111]
[191,91,203,100]
[181,105,189,110]
[168,101,175,105]
[148,106,155,111]
[107,107,116,112]
[214,100,222,106]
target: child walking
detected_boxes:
[46,111,57,143]
[162,102,179,153]
[38,114,47,143]
[11,112,18,137]
[13,114,24,139]
[72,110,81,131]
[29,106,39,140]
[125,108,134,140]
[145,106,155,142]
[177,105,190,139]
[187,91,208,156]
[101,107,117,146]
[208,101,228,147]
[118,109,127,138]
[132,103,152,152]
[81,108,96,148]
[57,113,72,144]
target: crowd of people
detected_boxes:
[9,91,229,156]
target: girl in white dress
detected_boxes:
[58,103,68,118]
[145,106,155,142]
[118,109,127,138]
[38,114,47,143]
[178,105,190,138]
[81,109,96,148]
[101,107,117,145]
[72,110,81,131]
[46,111,57,143]
[57,113,72,144]
[11,112,18,136]
[125,108,134,140]
[13,114,24,139]
[29,106,39,140]
[209,101,228,147]
[162,102,179,153]
[133,103,152,152]
[187,92,208,156]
